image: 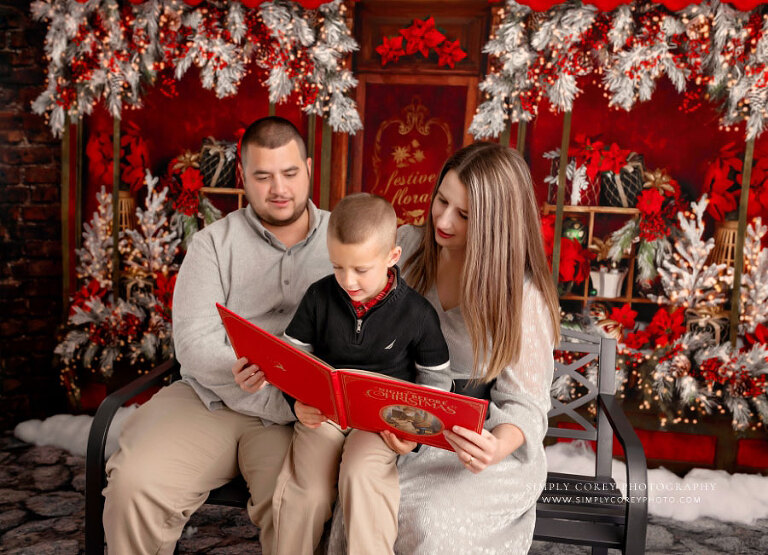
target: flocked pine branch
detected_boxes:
[121,170,181,278]
[739,219,768,335]
[650,196,732,309]
[75,186,114,289]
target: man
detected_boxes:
[102,117,331,554]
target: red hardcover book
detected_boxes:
[217,303,489,451]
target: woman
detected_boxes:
[329,142,560,554]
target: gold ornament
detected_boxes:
[643,168,676,194]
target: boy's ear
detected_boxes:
[388,245,402,267]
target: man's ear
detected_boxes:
[237,160,244,184]
[306,157,313,178]
[388,245,402,267]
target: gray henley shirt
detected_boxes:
[172,201,332,425]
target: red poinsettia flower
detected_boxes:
[154,273,177,319]
[70,279,108,315]
[400,17,445,58]
[558,237,593,283]
[376,35,406,66]
[636,187,665,216]
[744,323,768,347]
[646,307,686,348]
[180,167,204,192]
[540,214,556,257]
[436,39,467,68]
[610,304,637,331]
[623,329,650,350]
[600,143,632,176]
[86,132,114,186]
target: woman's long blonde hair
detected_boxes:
[403,142,560,382]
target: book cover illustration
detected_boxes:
[217,303,488,451]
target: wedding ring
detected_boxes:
[466,455,474,466]
[248,372,257,379]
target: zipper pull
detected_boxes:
[356,319,362,333]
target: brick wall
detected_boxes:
[0,1,67,429]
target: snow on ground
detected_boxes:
[13,406,137,459]
[12,412,768,525]
[545,440,768,525]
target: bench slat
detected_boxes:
[536,502,626,524]
[533,518,624,548]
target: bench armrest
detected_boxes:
[84,358,179,554]
[598,392,648,554]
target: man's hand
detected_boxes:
[232,356,268,393]
[380,430,418,455]
[295,400,327,428]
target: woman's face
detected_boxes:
[432,170,469,250]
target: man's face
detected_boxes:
[241,140,312,227]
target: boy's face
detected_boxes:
[328,235,401,303]
[240,140,312,228]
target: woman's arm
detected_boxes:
[445,283,555,472]
[443,423,524,473]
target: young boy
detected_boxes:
[271,193,451,555]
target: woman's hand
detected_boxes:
[232,356,268,393]
[295,400,327,428]
[444,424,524,474]
[380,430,418,455]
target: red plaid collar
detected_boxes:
[350,269,396,318]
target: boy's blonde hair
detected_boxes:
[328,193,397,251]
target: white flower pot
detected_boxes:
[590,267,628,298]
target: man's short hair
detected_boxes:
[328,193,397,250]
[240,116,308,162]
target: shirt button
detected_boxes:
[284,280,289,285]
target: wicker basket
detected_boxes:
[709,220,740,267]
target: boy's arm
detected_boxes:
[413,306,452,391]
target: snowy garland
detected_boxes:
[709,2,768,139]
[31,0,361,137]
[471,0,768,141]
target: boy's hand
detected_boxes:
[380,430,418,455]
[232,356,268,393]
[295,400,327,428]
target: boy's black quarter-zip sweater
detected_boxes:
[285,265,449,384]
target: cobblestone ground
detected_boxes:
[1,431,766,554]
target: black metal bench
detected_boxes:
[85,329,647,554]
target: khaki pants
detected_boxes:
[272,421,400,555]
[103,381,293,555]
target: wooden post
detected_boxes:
[320,118,332,211]
[516,121,527,157]
[75,118,83,249]
[269,102,276,117]
[112,116,121,298]
[500,120,511,149]
[60,116,71,319]
[729,138,754,346]
[552,111,572,286]
[307,113,317,201]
